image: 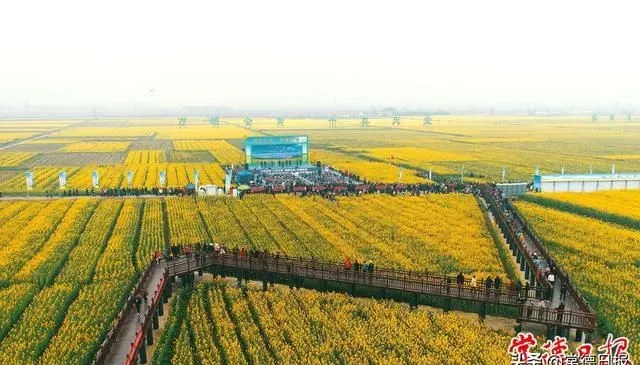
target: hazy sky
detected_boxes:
[1,0,638,110]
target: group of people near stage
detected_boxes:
[343,258,375,273]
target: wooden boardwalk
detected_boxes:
[167,253,596,331]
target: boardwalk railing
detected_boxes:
[166,253,596,330]
[91,258,157,365]
[124,267,168,365]
[506,198,597,316]
[519,305,596,330]
[482,189,552,290]
[169,253,525,303]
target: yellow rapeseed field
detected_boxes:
[0,132,40,143]
[534,190,640,222]
[514,200,640,353]
[125,149,166,164]
[0,152,34,166]
[154,282,512,365]
[155,125,256,140]
[0,167,80,193]
[311,149,428,184]
[57,126,155,138]
[173,140,244,164]
[365,147,476,163]
[60,141,130,152]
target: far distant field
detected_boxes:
[0,115,639,189]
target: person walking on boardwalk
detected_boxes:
[344,258,352,271]
[367,260,374,273]
[555,302,565,323]
[547,272,555,287]
[470,275,477,289]
[456,272,464,286]
[485,277,493,299]
[560,281,568,300]
[515,281,522,300]
[485,277,493,290]
[354,259,361,275]
[134,295,142,316]
[494,276,501,291]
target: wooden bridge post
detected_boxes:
[139,338,148,364]
[146,326,154,346]
[546,326,556,340]
[153,310,159,329]
[350,282,356,295]
[157,299,164,316]
[443,298,451,312]
[478,302,486,320]
[162,282,170,304]
[558,327,568,338]
[410,293,418,309]
[262,277,268,291]
[322,279,328,291]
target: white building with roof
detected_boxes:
[533,173,640,193]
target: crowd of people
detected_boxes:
[40,186,196,198]
[250,168,358,188]
[162,239,576,325]
[482,184,581,324]
[342,258,376,273]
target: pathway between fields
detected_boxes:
[104,261,167,365]
[0,130,62,151]
[0,194,164,201]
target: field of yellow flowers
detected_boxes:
[60,141,130,153]
[0,167,80,193]
[3,115,640,189]
[0,163,226,193]
[521,190,640,229]
[0,193,511,364]
[173,140,244,165]
[152,282,512,365]
[193,194,506,277]
[125,150,166,164]
[514,200,640,354]
[310,149,428,184]
[0,152,34,166]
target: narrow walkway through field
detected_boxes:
[104,261,167,365]
[504,207,581,311]
[0,130,63,151]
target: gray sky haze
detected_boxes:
[1,0,638,112]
